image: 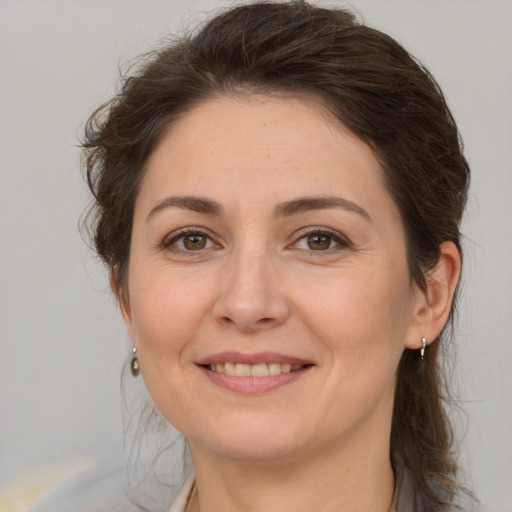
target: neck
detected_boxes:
[187,425,395,512]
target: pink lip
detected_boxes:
[197,351,313,366]
[195,352,315,395]
[197,365,312,394]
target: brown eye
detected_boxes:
[163,228,219,254]
[183,234,207,250]
[293,229,348,253]
[306,234,332,250]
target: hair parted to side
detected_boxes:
[82,1,469,510]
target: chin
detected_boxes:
[188,414,318,463]
[201,438,308,463]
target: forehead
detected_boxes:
[137,94,396,222]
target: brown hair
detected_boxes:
[82,1,469,509]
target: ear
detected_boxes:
[404,241,461,351]
[110,269,133,329]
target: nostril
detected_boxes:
[214,288,290,331]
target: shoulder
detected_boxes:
[168,474,195,512]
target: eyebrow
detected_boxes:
[273,196,371,221]
[147,196,223,221]
[146,194,370,222]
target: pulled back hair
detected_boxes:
[83,1,469,510]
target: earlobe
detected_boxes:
[405,241,461,350]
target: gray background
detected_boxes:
[1,0,511,510]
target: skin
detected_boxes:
[117,95,460,512]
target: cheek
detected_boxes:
[295,263,413,356]
[125,274,209,427]
[127,271,210,360]
[299,267,412,413]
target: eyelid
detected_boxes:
[158,225,351,253]
[289,226,352,251]
[160,226,221,252]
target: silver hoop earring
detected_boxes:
[130,347,140,377]
[420,337,427,360]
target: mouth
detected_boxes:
[204,362,308,377]
[196,353,314,394]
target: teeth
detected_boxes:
[268,363,281,375]
[281,363,292,373]
[209,362,304,376]
[251,363,268,377]
[224,362,235,376]
[235,363,251,377]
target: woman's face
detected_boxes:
[121,95,425,463]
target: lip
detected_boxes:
[197,365,313,394]
[197,351,313,366]
[196,352,315,395]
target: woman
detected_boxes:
[80,2,469,511]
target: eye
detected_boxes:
[304,233,333,250]
[163,228,218,252]
[181,233,208,250]
[292,229,349,252]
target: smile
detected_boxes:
[207,362,305,377]
[197,353,314,394]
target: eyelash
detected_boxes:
[291,228,351,253]
[160,227,351,254]
[161,227,219,253]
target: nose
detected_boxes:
[213,249,290,332]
